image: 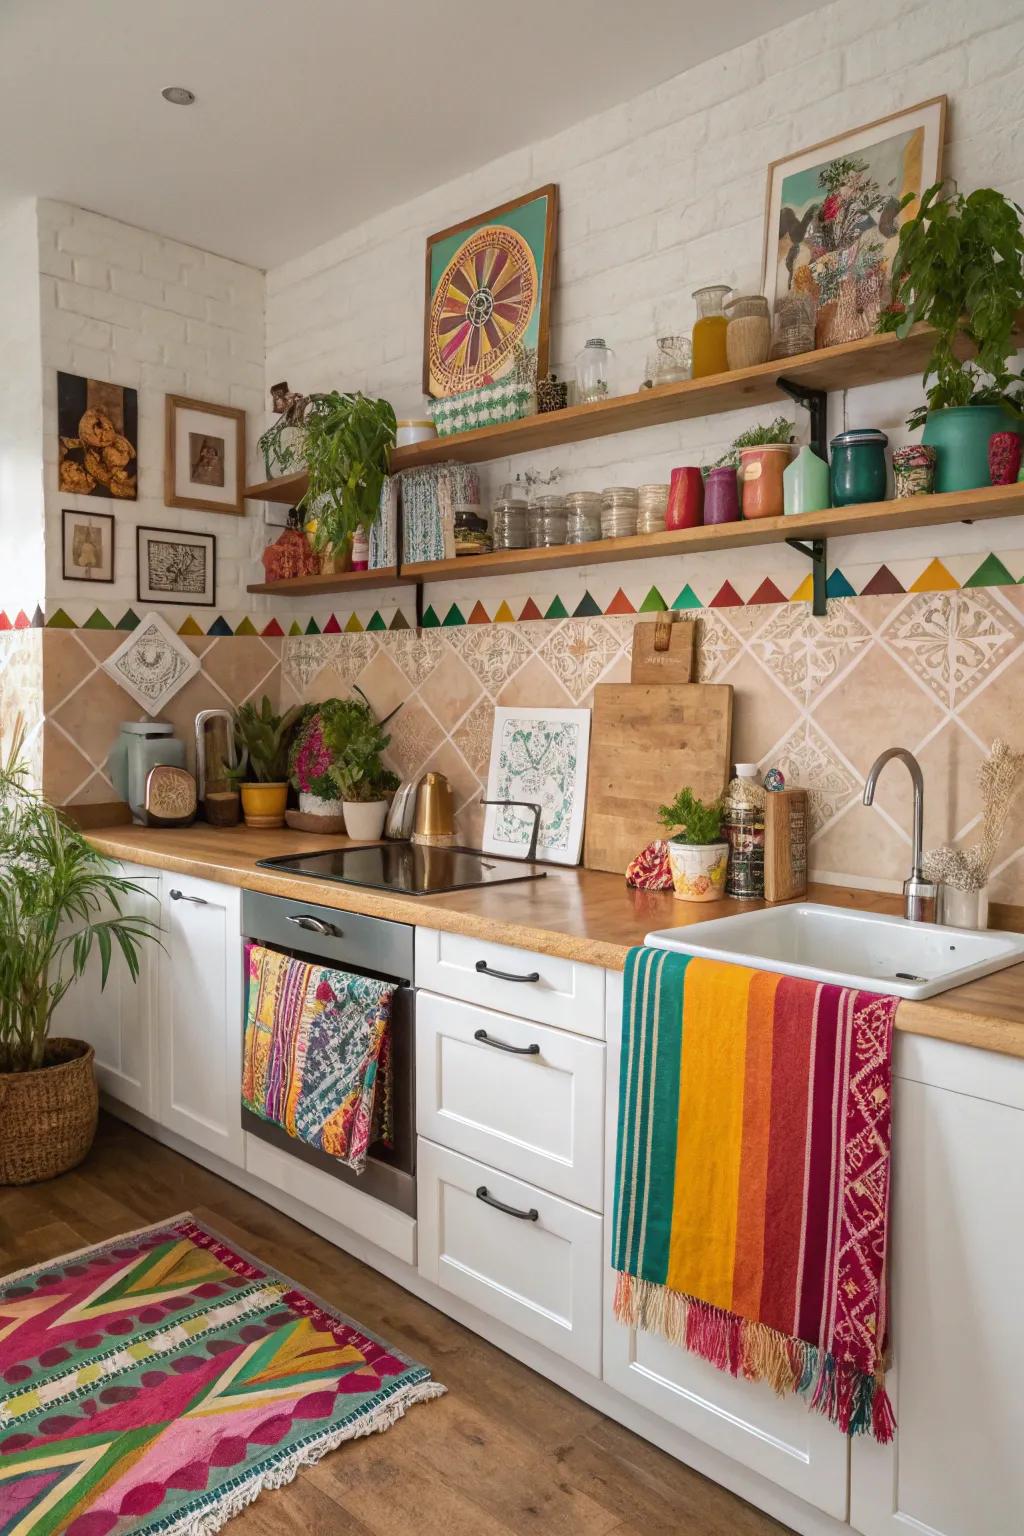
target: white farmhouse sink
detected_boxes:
[645,903,1024,1000]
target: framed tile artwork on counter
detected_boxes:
[62,509,115,583]
[423,184,558,398]
[137,525,216,606]
[164,394,246,515]
[57,371,138,500]
[762,95,945,350]
[482,706,591,867]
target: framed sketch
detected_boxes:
[137,525,216,606]
[62,508,115,582]
[762,96,945,350]
[423,184,558,399]
[58,372,137,500]
[482,706,591,867]
[164,394,246,515]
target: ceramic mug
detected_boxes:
[667,466,704,529]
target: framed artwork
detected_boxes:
[61,509,115,582]
[482,706,591,867]
[58,372,137,500]
[164,394,246,515]
[137,525,216,607]
[423,184,558,399]
[762,96,946,350]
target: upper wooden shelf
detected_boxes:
[245,566,412,596]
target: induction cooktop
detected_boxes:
[257,841,548,897]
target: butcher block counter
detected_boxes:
[86,822,1024,1061]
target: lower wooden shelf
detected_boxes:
[245,566,411,596]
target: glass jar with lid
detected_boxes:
[528,494,568,548]
[491,496,528,549]
[601,485,638,539]
[725,294,771,370]
[565,491,603,544]
[576,338,615,404]
[691,286,731,378]
[637,483,669,533]
[654,335,692,385]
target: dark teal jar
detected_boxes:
[830,428,888,506]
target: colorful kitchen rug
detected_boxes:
[0,1214,444,1534]
[612,948,898,1440]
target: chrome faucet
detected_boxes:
[863,748,937,922]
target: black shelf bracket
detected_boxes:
[776,376,828,462]
[414,580,424,629]
[785,536,828,617]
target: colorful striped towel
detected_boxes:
[242,943,394,1172]
[612,948,898,1440]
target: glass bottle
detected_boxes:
[575,338,615,403]
[691,286,731,378]
[722,776,765,899]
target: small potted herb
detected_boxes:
[324,701,397,841]
[658,787,729,902]
[230,696,302,829]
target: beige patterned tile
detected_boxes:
[452,697,495,777]
[880,591,1023,709]
[768,719,860,836]
[694,612,742,681]
[42,631,95,710]
[51,667,142,770]
[42,722,95,804]
[426,737,481,808]
[447,624,534,695]
[75,629,123,662]
[956,651,1024,752]
[282,634,378,693]
[750,600,871,705]
[201,637,279,703]
[723,651,800,765]
[537,619,620,701]
[384,698,444,780]
[417,648,482,729]
[354,649,411,719]
[811,801,911,885]
[386,629,446,687]
[496,654,573,708]
[813,643,946,775]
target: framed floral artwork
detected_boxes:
[482,706,591,867]
[423,184,558,399]
[137,525,216,606]
[62,508,115,582]
[58,372,137,500]
[164,394,246,515]
[762,97,945,350]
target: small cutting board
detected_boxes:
[629,614,696,685]
[583,682,733,875]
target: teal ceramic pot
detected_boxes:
[922,405,1017,493]
[830,429,888,507]
[783,446,831,514]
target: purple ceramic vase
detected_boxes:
[703,466,740,524]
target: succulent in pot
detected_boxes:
[229,696,302,828]
[658,787,729,903]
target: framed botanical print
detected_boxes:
[423,184,558,398]
[164,395,246,515]
[137,525,216,606]
[58,372,137,499]
[62,509,115,582]
[482,706,591,867]
[762,97,945,350]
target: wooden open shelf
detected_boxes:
[245,566,411,596]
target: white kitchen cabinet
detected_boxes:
[601,970,849,1518]
[157,873,243,1167]
[851,1035,1024,1536]
[415,927,605,1038]
[52,861,160,1117]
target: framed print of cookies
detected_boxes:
[164,394,246,515]
[423,184,558,399]
[58,372,138,500]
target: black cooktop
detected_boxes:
[257,841,548,897]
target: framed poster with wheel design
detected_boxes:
[423,184,558,399]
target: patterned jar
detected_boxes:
[892,444,937,498]
[723,803,765,898]
[988,431,1022,485]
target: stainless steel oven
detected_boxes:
[240,890,415,1216]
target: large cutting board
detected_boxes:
[583,683,733,875]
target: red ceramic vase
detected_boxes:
[667,466,704,529]
[989,431,1022,485]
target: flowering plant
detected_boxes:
[288,708,338,799]
[288,698,398,804]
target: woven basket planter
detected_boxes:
[0,1040,98,1185]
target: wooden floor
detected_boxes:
[0,1118,790,1536]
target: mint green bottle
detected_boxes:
[783,446,830,514]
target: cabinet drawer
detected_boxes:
[417,1139,602,1374]
[415,928,604,1038]
[416,991,604,1208]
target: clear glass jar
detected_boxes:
[637,483,669,533]
[725,294,771,369]
[654,335,692,384]
[601,485,638,539]
[770,291,816,359]
[492,497,528,550]
[723,802,765,898]
[565,490,603,544]
[576,337,615,403]
[691,285,731,377]
[528,494,568,548]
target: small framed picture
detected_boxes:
[137,525,216,607]
[62,508,115,582]
[164,394,246,515]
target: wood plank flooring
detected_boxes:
[0,1118,791,1536]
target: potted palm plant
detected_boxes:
[299,392,397,568]
[0,725,158,1183]
[658,787,729,903]
[230,696,302,828]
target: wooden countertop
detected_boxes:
[86,823,1024,1061]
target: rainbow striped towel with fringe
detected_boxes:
[612,947,898,1440]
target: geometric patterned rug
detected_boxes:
[0,1214,444,1535]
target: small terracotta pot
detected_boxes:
[668,841,729,902]
[240,781,288,829]
[738,444,794,519]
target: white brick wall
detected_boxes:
[0,198,45,615]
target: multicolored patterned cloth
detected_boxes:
[243,943,394,1173]
[612,948,898,1440]
[0,1215,443,1535]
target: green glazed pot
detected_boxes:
[922,404,1017,493]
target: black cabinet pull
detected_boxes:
[286,914,340,938]
[473,1028,540,1056]
[476,1186,539,1221]
[474,959,540,984]
[169,889,207,906]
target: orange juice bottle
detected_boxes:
[691,285,731,378]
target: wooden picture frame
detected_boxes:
[137,524,217,607]
[61,508,115,583]
[423,184,558,399]
[164,394,246,515]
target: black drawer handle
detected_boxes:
[475,960,540,983]
[476,1186,539,1222]
[286,914,341,937]
[169,889,207,905]
[473,1028,540,1056]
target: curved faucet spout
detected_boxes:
[863,747,935,921]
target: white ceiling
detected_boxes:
[0,0,829,270]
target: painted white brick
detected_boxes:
[57,282,141,331]
[183,264,233,300]
[160,284,207,321]
[185,318,232,354]
[139,307,187,344]
[70,256,110,291]
[141,247,183,284]
[57,216,143,270]
[111,268,166,306]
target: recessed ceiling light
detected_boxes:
[161,86,196,106]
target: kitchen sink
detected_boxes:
[645,903,1024,1000]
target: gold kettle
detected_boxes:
[413,771,454,843]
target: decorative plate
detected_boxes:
[102,611,201,715]
[482,707,591,867]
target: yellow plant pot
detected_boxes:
[240,781,288,829]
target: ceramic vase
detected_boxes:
[783,446,830,514]
[668,841,729,903]
[830,429,888,506]
[343,800,388,841]
[667,466,704,528]
[922,405,1017,493]
[988,431,1022,485]
[739,444,794,519]
[703,466,740,524]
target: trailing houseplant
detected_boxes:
[0,723,159,1182]
[658,787,729,903]
[878,182,1024,489]
[298,392,397,564]
[230,696,303,829]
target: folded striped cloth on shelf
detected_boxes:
[242,942,394,1173]
[612,947,898,1440]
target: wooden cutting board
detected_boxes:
[583,683,733,875]
[629,614,696,684]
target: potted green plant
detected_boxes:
[299,392,397,567]
[321,700,397,841]
[658,787,729,903]
[0,725,159,1183]
[878,182,1024,490]
[288,703,346,825]
[230,696,302,828]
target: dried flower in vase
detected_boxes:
[923,739,1024,892]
